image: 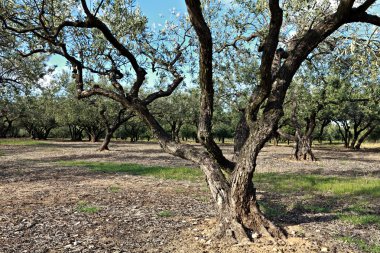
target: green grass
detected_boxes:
[258,200,286,219]
[0,138,50,146]
[254,173,380,198]
[195,195,210,202]
[339,236,380,253]
[157,210,173,218]
[339,214,380,226]
[303,204,332,213]
[75,201,101,214]
[58,161,203,182]
[108,185,121,193]
[343,201,370,213]
[60,162,379,227]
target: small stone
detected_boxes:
[206,239,212,245]
[321,247,328,252]
[252,232,260,239]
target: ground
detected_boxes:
[0,140,379,253]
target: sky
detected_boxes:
[138,1,186,23]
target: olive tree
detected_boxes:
[2,0,380,242]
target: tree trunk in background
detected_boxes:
[99,132,112,151]
[335,121,351,148]
[317,119,330,143]
[299,136,316,161]
[354,124,376,149]
[69,125,83,141]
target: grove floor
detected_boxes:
[0,140,379,252]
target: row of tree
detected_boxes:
[1,69,379,154]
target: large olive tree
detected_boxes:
[1,0,379,242]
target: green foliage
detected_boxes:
[58,161,203,182]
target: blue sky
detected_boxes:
[138,1,186,23]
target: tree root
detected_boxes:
[214,207,287,244]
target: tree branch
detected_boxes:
[348,12,380,26]
[185,0,235,171]
[216,33,258,53]
[143,77,184,105]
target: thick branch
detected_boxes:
[259,0,283,82]
[185,0,234,170]
[277,129,296,141]
[348,12,380,26]
[143,77,184,105]
[78,0,146,96]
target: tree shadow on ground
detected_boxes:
[259,191,380,229]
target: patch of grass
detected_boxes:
[108,185,121,193]
[75,201,101,214]
[343,201,370,213]
[0,138,50,146]
[339,214,380,226]
[58,161,203,182]
[258,200,286,219]
[254,173,380,198]
[339,236,380,253]
[157,210,173,218]
[303,204,332,213]
[174,188,187,194]
[195,195,210,202]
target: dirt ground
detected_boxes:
[0,140,379,253]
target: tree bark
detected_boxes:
[99,132,112,151]
[234,110,249,157]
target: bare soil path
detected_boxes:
[0,140,379,252]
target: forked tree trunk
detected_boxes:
[227,127,287,241]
